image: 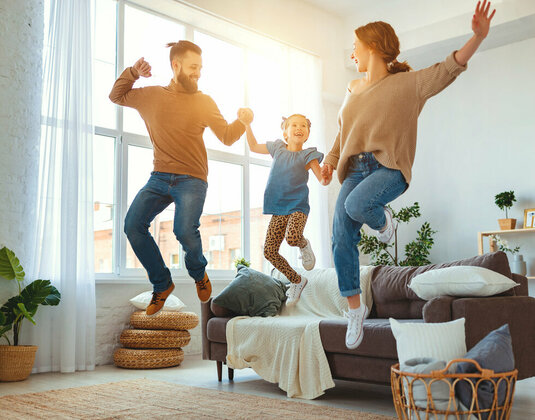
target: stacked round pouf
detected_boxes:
[114,311,199,369]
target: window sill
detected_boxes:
[95,271,236,285]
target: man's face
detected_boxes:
[173,51,202,92]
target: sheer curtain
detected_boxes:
[24,0,95,373]
[286,50,330,268]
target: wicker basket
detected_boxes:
[391,358,517,420]
[0,345,38,382]
[114,348,184,369]
[120,329,191,349]
[130,310,199,330]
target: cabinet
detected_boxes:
[477,228,535,279]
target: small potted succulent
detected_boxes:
[0,246,61,381]
[494,191,517,230]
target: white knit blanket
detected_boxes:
[226,266,374,399]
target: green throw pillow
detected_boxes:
[213,264,287,317]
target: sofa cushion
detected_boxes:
[390,317,466,364]
[212,264,287,317]
[455,324,515,420]
[409,266,519,300]
[372,252,512,319]
[319,318,413,359]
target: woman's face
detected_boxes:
[351,36,370,72]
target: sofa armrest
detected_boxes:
[512,273,528,296]
[201,298,215,360]
[422,296,456,323]
[452,296,535,380]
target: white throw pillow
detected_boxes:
[390,318,466,365]
[408,266,518,300]
[129,291,186,311]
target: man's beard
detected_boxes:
[177,70,198,93]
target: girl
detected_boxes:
[321,1,496,349]
[244,114,325,306]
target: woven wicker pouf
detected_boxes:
[114,348,184,369]
[130,311,199,330]
[120,329,191,349]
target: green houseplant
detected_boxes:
[494,191,517,230]
[233,257,251,268]
[358,202,437,266]
[0,246,61,381]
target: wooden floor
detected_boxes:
[1,355,534,419]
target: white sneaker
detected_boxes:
[344,304,369,349]
[299,239,316,271]
[377,207,397,243]
[286,276,308,307]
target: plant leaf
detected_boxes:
[0,311,5,326]
[16,302,36,325]
[0,247,25,282]
[21,280,61,308]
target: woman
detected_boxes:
[321,1,496,349]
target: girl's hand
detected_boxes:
[132,57,152,78]
[472,0,496,39]
[321,164,333,185]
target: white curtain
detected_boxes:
[286,49,331,268]
[23,0,95,373]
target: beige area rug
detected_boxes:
[0,378,395,419]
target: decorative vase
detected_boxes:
[511,254,527,276]
[0,345,38,382]
[498,218,516,230]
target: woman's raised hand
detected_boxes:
[132,57,152,78]
[472,0,496,39]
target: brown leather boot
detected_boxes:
[146,282,175,316]
[196,273,212,303]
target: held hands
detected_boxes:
[321,164,333,185]
[132,57,152,78]
[472,0,496,39]
[238,108,254,126]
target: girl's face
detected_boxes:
[284,116,310,144]
[351,36,370,72]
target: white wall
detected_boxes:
[0,1,43,303]
[393,37,535,272]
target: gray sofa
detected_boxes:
[201,252,535,384]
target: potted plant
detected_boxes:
[359,202,437,266]
[494,191,517,230]
[0,246,61,382]
[233,257,251,268]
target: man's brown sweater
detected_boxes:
[109,68,245,182]
[324,52,467,184]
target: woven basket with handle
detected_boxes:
[391,358,517,420]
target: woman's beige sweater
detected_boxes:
[324,52,467,184]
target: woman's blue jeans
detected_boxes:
[332,153,407,297]
[124,172,208,292]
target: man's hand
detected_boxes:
[238,108,254,125]
[132,57,152,78]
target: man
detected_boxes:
[110,40,253,315]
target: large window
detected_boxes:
[91,0,322,280]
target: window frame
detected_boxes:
[94,0,272,283]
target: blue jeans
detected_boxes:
[332,153,407,297]
[124,172,208,292]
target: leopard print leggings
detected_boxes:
[264,211,308,284]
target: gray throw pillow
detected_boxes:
[455,324,515,420]
[212,264,287,317]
